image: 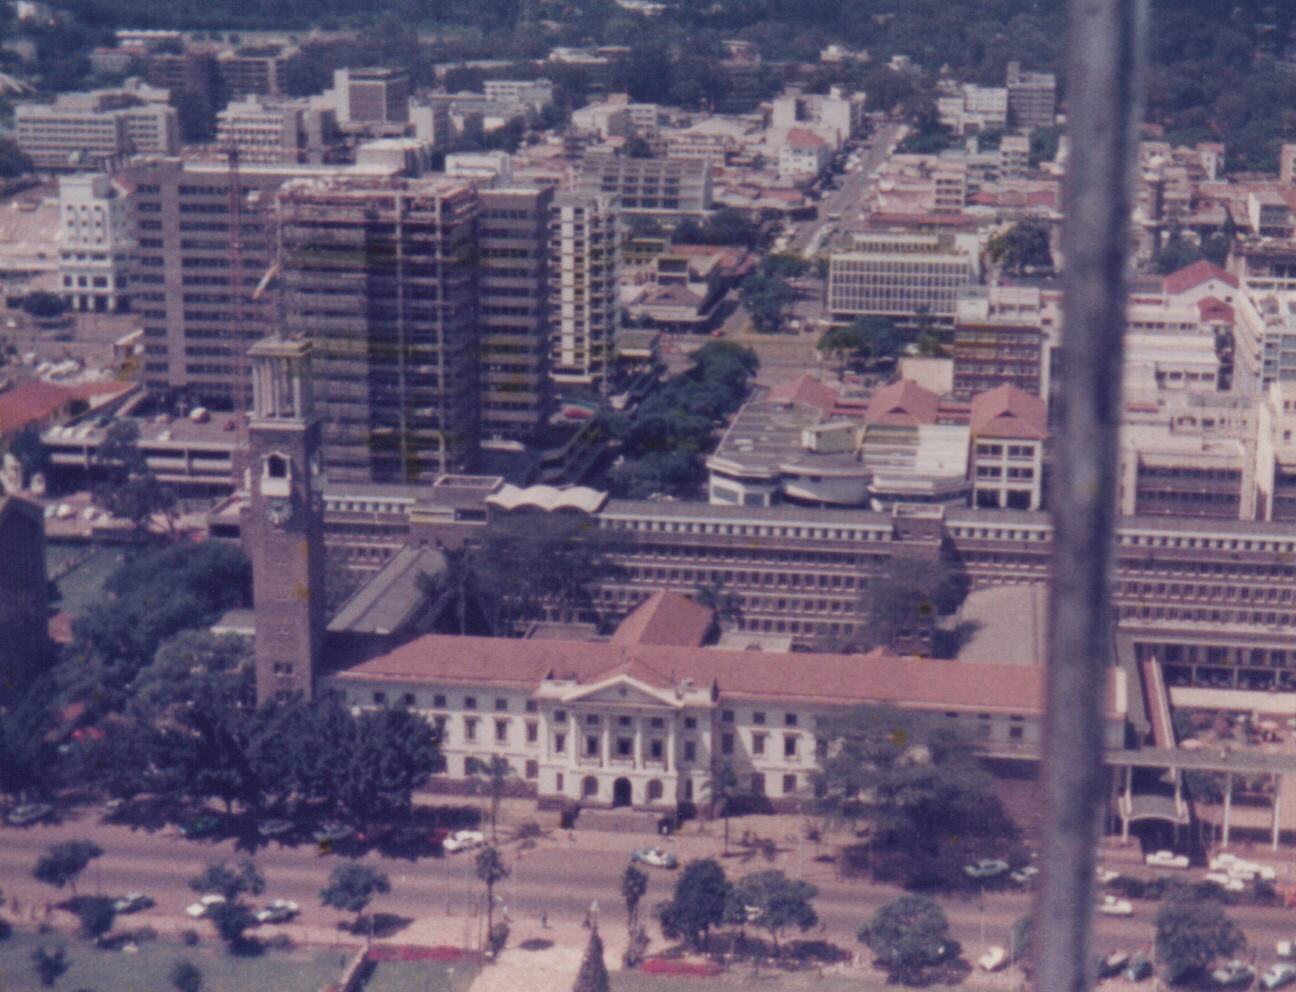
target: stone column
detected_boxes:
[634,716,643,771]
[1222,772,1233,848]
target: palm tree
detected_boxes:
[704,763,741,854]
[417,546,475,635]
[693,579,743,637]
[475,846,510,948]
[468,756,515,841]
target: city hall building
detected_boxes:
[321,590,1128,812]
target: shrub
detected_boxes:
[487,922,509,959]
[170,959,202,992]
[181,929,200,946]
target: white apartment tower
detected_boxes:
[57,173,132,312]
[549,192,621,394]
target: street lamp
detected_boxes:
[590,899,600,931]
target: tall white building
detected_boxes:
[828,231,982,323]
[549,192,621,394]
[57,173,132,312]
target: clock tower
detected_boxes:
[243,336,326,704]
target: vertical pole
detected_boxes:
[1223,772,1233,848]
[1273,774,1281,852]
[1037,0,1145,990]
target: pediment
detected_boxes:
[562,675,680,709]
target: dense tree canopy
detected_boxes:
[657,858,732,950]
[606,341,757,499]
[860,895,955,984]
[1154,895,1245,985]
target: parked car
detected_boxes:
[179,814,220,838]
[312,821,353,844]
[102,798,128,816]
[442,830,485,853]
[978,946,1009,972]
[1097,951,1130,978]
[1262,963,1296,990]
[257,818,294,838]
[6,802,53,826]
[1095,866,1121,884]
[112,892,154,914]
[1205,872,1246,892]
[1279,938,1296,959]
[1097,895,1133,917]
[630,847,679,870]
[964,859,1010,879]
[1144,849,1189,868]
[185,894,226,919]
[1010,865,1040,885]
[1124,956,1154,981]
[254,899,300,924]
[1211,961,1254,987]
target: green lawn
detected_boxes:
[0,929,352,992]
[49,544,127,617]
[612,968,966,992]
[362,958,479,992]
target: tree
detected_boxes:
[657,859,731,950]
[91,420,177,539]
[705,764,740,853]
[692,579,742,634]
[205,900,257,951]
[621,864,648,932]
[1154,895,1244,984]
[33,841,103,899]
[468,756,514,841]
[572,926,611,992]
[189,859,264,902]
[738,269,796,333]
[987,221,1053,275]
[858,551,969,653]
[76,896,115,942]
[170,960,203,992]
[859,895,952,984]
[20,292,68,319]
[31,944,68,987]
[476,846,510,948]
[731,870,818,954]
[326,706,442,823]
[813,705,1018,886]
[8,423,50,487]
[321,864,390,942]
[0,136,33,179]
[1009,914,1033,965]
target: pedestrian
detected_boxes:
[540,911,548,929]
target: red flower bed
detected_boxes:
[366,945,476,962]
[640,958,723,977]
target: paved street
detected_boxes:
[4,807,1296,975]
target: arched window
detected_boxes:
[647,779,663,801]
[266,454,288,479]
[582,775,599,798]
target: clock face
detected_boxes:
[266,498,294,527]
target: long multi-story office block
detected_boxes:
[549,192,621,394]
[478,186,553,442]
[277,175,481,484]
[215,98,339,165]
[828,230,982,324]
[575,154,711,220]
[16,91,178,170]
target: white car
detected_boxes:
[978,946,1009,972]
[1097,895,1134,917]
[185,894,226,919]
[1204,872,1246,892]
[1144,849,1189,869]
[1212,960,1255,987]
[112,892,154,914]
[442,830,485,853]
[1095,866,1121,884]
[254,899,300,924]
[1279,939,1296,959]
[1263,963,1296,990]
[1010,865,1040,885]
[964,859,1010,879]
[630,847,679,869]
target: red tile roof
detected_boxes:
[1196,296,1235,323]
[785,127,829,149]
[0,380,71,435]
[610,590,714,648]
[769,375,839,415]
[330,633,1123,716]
[864,379,941,426]
[1162,259,1238,296]
[969,384,1049,440]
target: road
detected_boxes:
[3,810,1296,967]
